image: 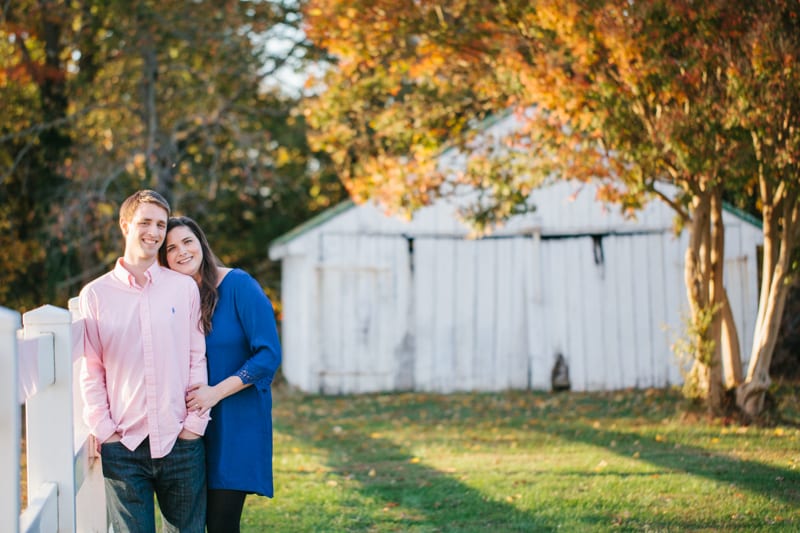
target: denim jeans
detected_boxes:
[101,437,206,533]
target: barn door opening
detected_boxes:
[315,233,410,394]
[410,234,539,392]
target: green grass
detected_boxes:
[241,384,800,532]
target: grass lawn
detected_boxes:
[240,384,800,532]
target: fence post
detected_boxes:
[23,304,76,532]
[69,297,107,533]
[0,306,21,533]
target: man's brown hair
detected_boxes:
[119,189,171,224]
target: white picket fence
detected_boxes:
[0,300,106,533]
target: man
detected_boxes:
[78,190,209,532]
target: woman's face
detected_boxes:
[165,225,204,279]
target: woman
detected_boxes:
[159,216,282,533]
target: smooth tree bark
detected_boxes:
[739,185,799,417]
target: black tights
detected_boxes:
[207,489,247,533]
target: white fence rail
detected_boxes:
[0,301,105,533]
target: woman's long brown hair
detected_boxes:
[159,216,223,333]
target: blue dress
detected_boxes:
[205,268,282,496]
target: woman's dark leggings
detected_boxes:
[207,489,247,533]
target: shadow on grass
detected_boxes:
[275,420,556,532]
[534,420,800,507]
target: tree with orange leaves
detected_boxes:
[303,0,800,418]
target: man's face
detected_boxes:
[121,203,168,262]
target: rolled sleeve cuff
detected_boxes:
[183,413,209,436]
[93,420,117,444]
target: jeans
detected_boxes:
[101,437,206,533]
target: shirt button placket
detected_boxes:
[141,284,159,456]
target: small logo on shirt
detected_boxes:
[171,307,175,314]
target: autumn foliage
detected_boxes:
[303,0,800,417]
[1,1,345,310]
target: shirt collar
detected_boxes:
[113,258,162,288]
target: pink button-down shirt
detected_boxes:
[78,259,209,458]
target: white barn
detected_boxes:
[268,185,762,395]
[268,115,763,395]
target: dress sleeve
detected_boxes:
[232,271,282,387]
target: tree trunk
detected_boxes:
[138,18,177,205]
[28,1,71,303]
[680,182,739,414]
[737,191,799,417]
[683,187,713,399]
[706,188,728,414]
[719,291,743,388]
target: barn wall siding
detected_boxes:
[278,255,314,391]
[271,181,763,395]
